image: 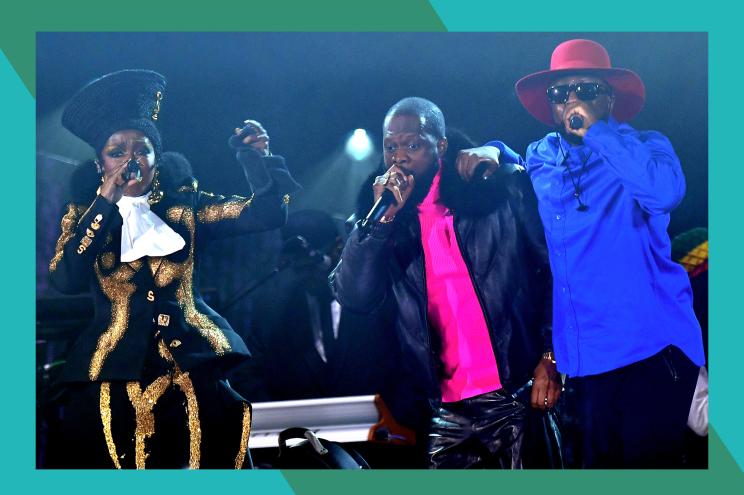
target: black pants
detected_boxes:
[571,345,698,468]
[49,374,252,469]
[427,389,526,469]
[46,337,252,469]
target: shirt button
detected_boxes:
[561,287,567,294]
[556,215,561,220]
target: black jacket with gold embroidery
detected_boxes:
[49,152,295,383]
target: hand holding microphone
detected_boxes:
[564,106,600,139]
[99,159,143,204]
[230,119,270,157]
[365,165,414,226]
[121,159,142,182]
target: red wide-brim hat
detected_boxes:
[515,39,646,126]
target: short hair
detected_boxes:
[384,97,445,140]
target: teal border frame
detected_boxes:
[4,0,741,492]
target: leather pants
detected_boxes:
[427,389,526,469]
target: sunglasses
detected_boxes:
[547,82,612,104]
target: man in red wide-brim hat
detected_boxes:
[470,39,706,468]
[520,38,706,468]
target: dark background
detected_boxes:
[35,31,707,319]
[35,33,708,468]
[36,32,707,221]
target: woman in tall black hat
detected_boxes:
[47,69,299,468]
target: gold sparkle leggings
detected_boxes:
[52,340,252,469]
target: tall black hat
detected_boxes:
[61,69,166,155]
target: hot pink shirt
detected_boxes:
[418,171,502,403]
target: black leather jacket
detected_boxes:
[331,156,552,430]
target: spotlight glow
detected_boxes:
[345,129,373,161]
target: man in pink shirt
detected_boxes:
[331,98,561,468]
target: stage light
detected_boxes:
[345,129,373,161]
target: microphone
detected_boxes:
[569,114,584,130]
[228,124,258,149]
[121,159,142,182]
[362,189,396,227]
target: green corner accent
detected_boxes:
[283,431,741,495]
[0,0,446,97]
[710,427,743,473]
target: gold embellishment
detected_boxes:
[99,382,122,469]
[86,228,95,238]
[101,252,115,269]
[196,194,255,224]
[151,90,162,121]
[283,194,291,205]
[155,207,231,353]
[49,204,81,271]
[153,258,182,288]
[147,168,164,205]
[77,197,99,222]
[147,256,162,276]
[234,402,251,469]
[172,371,201,469]
[89,264,136,380]
[177,178,199,193]
[156,338,201,468]
[157,314,171,327]
[174,209,232,354]
[169,339,182,348]
[81,236,92,248]
[147,290,155,302]
[128,259,143,272]
[176,272,230,353]
[166,206,186,223]
[126,376,171,469]
[157,338,174,364]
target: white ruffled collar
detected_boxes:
[116,193,185,262]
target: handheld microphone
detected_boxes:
[228,123,259,149]
[121,159,142,182]
[569,114,584,130]
[362,189,396,227]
